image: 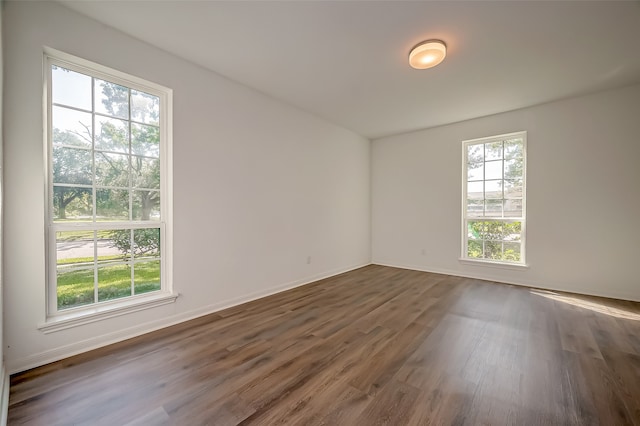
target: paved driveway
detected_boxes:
[57,239,122,260]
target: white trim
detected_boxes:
[38,292,179,334]
[0,364,8,426]
[372,260,640,303]
[8,262,370,374]
[458,257,529,270]
[43,47,174,318]
[162,87,174,312]
[44,49,54,315]
[461,131,527,265]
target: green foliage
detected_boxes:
[466,139,524,197]
[503,248,520,262]
[52,132,93,219]
[96,187,129,218]
[467,240,483,259]
[57,255,122,265]
[467,220,522,262]
[485,141,503,159]
[53,70,164,310]
[99,80,129,118]
[109,228,160,258]
[53,75,161,221]
[96,119,128,152]
[468,221,521,241]
[132,123,160,157]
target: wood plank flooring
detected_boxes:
[8,265,640,425]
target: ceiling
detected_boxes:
[58,1,640,140]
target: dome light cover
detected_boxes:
[409,40,447,69]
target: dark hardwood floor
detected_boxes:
[8,265,640,425]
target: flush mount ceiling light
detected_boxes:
[409,40,447,69]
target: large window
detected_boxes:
[45,49,173,321]
[462,132,526,264]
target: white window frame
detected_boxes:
[461,131,527,267]
[41,48,176,332]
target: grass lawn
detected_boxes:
[57,254,123,265]
[57,260,160,310]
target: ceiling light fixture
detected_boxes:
[409,40,447,69]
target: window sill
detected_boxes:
[38,292,180,334]
[458,258,529,270]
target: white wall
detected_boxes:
[373,83,640,302]
[3,1,371,373]
[0,1,8,422]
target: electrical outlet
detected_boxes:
[307,256,311,264]
[421,249,426,255]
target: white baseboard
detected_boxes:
[372,260,640,302]
[8,262,370,374]
[0,364,8,426]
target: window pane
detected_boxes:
[56,230,95,310]
[485,142,503,161]
[98,230,130,261]
[52,66,92,110]
[467,240,483,259]
[132,123,159,158]
[53,186,92,221]
[95,79,129,119]
[133,191,160,220]
[463,134,524,264]
[132,157,160,189]
[503,242,521,262]
[49,53,168,313]
[133,228,160,259]
[504,199,523,217]
[52,106,92,148]
[504,139,523,160]
[484,160,503,180]
[57,266,95,310]
[484,241,502,260]
[57,230,95,265]
[96,189,129,221]
[466,199,484,217]
[95,152,129,187]
[467,163,483,181]
[467,220,484,240]
[53,147,92,185]
[485,180,502,199]
[105,229,134,259]
[504,179,523,199]
[503,221,522,241]
[467,144,484,163]
[95,116,129,153]
[134,260,161,295]
[485,199,503,217]
[97,263,132,302]
[504,158,523,180]
[467,181,483,200]
[485,221,505,240]
[131,90,160,125]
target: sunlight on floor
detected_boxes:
[530,290,640,321]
